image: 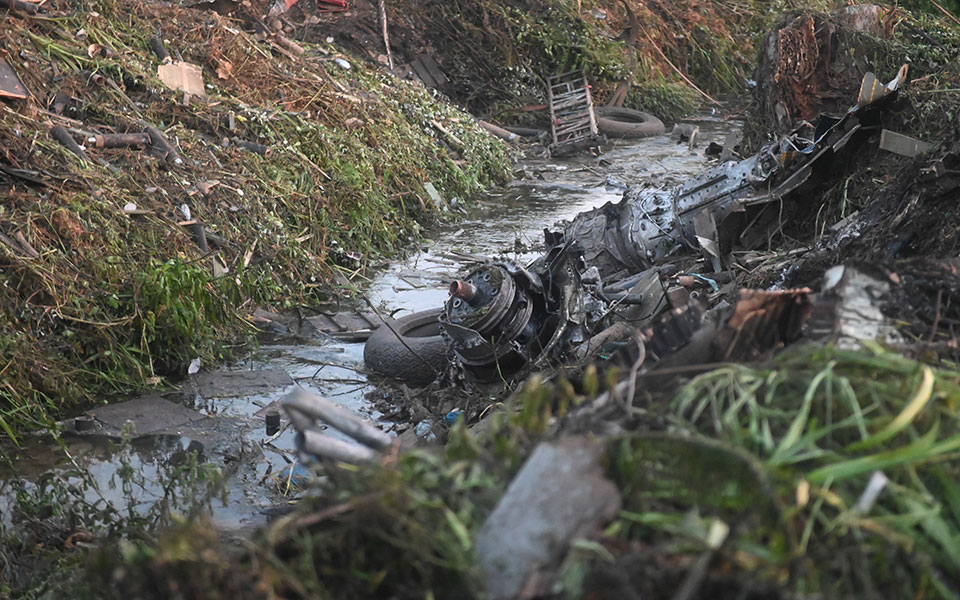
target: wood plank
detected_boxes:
[410,58,437,88]
[419,54,448,86]
[306,311,381,341]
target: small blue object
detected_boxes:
[679,273,720,293]
[415,419,437,441]
[276,463,312,489]
[444,410,463,426]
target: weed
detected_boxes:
[624,80,701,123]
[0,0,510,437]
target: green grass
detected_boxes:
[0,0,511,437]
[8,344,960,598]
[648,345,960,596]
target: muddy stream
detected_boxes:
[1,117,738,533]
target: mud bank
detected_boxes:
[0,0,510,436]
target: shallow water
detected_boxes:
[0,434,208,528]
[367,122,735,313]
[1,117,739,533]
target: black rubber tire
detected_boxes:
[363,309,448,384]
[501,125,547,138]
[595,107,666,138]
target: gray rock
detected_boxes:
[475,437,621,599]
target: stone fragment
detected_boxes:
[475,437,621,600]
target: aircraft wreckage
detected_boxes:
[363,66,910,384]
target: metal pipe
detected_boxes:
[87,133,150,149]
[148,36,171,64]
[449,279,478,302]
[284,387,393,450]
[297,430,377,464]
[50,125,89,162]
[284,405,315,432]
[144,125,183,165]
[81,70,106,85]
[265,408,281,436]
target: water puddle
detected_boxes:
[366,120,734,312]
[0,434,212,529]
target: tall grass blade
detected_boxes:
[808,425,960,484]
[0,414,18,447]
[770,363,833,464]
[847,367,934,452]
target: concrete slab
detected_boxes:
[189,368,294,398]
[88,394,209,435]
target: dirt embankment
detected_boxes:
[738,3,960,293]
[298,0,774,122]
[0,0,511,434]
[0,0,775,435]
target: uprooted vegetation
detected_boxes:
[313,0,837,124]
[733,5,960,293]
[0,0,511,435]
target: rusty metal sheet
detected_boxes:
[0,59,28,100]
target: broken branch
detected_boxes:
[377,0,394,69]
[144,124,183,165]
[148,35,171,63]
[13,231,40,258]
[0,0,39,14]
[930,0,960,28]
[477,120,518,143]
[274,34,305,56]
[230,136,271,156]
[50,125,89,162]
[638,23,720,106]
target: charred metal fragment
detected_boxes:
[375,67,911,384]
[555,67,909,279]
[440,263,546,381]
